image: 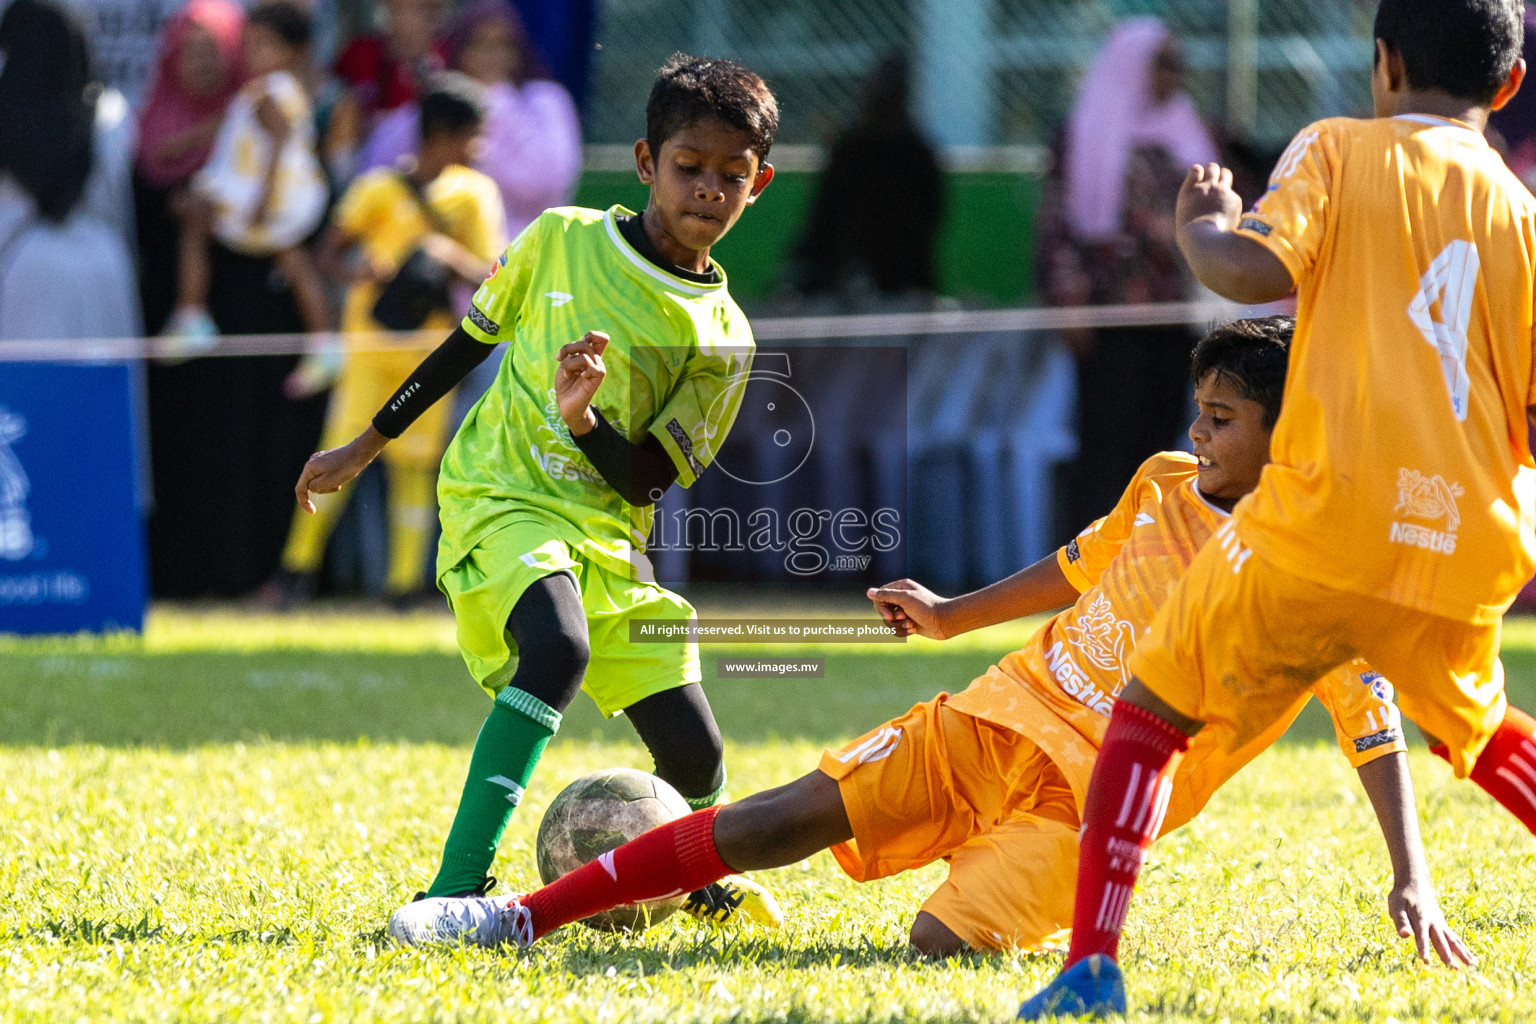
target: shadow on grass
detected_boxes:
[541,933,989,975]
[2,638,1535,750]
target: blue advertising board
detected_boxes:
[0,363,147,633]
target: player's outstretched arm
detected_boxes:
[1175,163,1294,304]
[868,553,1080,640]
[1355,751,1477,968]
[294,326,497,512]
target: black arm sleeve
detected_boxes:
[571,408,680,506]
[371,326,497,438]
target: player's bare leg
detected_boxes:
[674,770,847,929]
[712,770,852,869]
[1118,678,1205,736]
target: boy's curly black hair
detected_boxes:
[646,54,779,163]
[1374,0,1524,104]
[1191,315,1294,428]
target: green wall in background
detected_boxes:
[571,170,1041,307]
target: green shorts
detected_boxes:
[438,520,700,716]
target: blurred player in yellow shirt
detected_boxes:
[1024,2,1536,1018]
[393,317,1469,968]
[270,73,506,605]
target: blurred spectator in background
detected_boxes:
[360,0,580,239]
[133,0,245,338]
[165,0,330,351]
[0,0,140,341]
[356,0,579,431]
[265,73,505,607]
[142,0,331,600]
[323,0,448,184]
[1037,17,1217,528]
[1488,3,1536,189]
[786,55,943,307]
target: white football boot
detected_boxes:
[387,893,534,948]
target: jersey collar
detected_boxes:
[1392,113,1484,137]
[602,206,726,297]
[1190,479,1232,518]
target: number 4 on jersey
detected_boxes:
[1407,240,1479,421]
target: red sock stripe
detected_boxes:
[525,806,731,940]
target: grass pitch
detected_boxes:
[1,606,1534,1023]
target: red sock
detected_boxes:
[1431,706,1536,835]
[523,805,732,940]
[1066,701,1191,967]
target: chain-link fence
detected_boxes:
[589,0,1378,152]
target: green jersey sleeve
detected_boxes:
[648,345,753,488]
[461,215,542,344]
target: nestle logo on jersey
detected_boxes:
[1044,640,1115,717]
[1389,522,1457,553]
[1388,468,1463,555]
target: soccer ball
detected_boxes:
[535,767,692,931]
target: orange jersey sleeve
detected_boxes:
[1057,461,1157,592]
[1235,124,1332,282]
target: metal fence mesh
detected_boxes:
[588,0,1377,152]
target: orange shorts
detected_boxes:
[819,695,1081,952]
[1130,523,1507,778]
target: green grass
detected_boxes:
[1,606,1534,1022]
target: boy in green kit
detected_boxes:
[293,54,782,936]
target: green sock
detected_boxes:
[685,769,727,811]
[426,688,561,898]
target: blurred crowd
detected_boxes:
[9,2,1490,598]
[0,0,580,600]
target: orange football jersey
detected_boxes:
[1232,116,1536,624]
[947,454,1405,833]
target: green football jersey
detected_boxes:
[439,205,755,581]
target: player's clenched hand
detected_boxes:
[1175,162,1243,233]
[866,579,952,640]
[294,427,388,514]
[1389,876,1476,969]
[555,331,610,436]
